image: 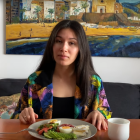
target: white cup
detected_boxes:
[108,118,130,140]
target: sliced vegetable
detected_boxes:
[44,133,52,139]
[38,127,49,135]
[47,131,77,140]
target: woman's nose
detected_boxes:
[60,42,68,52]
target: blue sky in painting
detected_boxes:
[119,0,140,3]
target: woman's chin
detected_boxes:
[56,62,72,67]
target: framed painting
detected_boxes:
[6,0,140,57]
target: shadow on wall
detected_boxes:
[3,0,6,54]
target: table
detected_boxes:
[0,119,139,140]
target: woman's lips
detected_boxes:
[58,55,69,59]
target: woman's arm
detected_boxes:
[85,75,112,130]
[10,82,29,119]
[11,71,42,120]
[92,75,112,119]
[10,71,42,122]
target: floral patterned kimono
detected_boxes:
[11,70,112,119]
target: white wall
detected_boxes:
[0,0,140,84]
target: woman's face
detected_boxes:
[53,28,79,66]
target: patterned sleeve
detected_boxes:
[10,71,42,119]
[91,75,112,119]
[10,81,29,119]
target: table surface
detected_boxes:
[0,119,140,140]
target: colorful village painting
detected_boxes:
[6,0,140,57]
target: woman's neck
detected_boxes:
[54,64,76,79]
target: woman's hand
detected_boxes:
[19,107,38,124]
[85,110,108,131]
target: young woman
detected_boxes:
[11,20,112,131]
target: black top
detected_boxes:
[52,96,74,119]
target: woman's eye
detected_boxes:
[56,40,62,43]
[69,42,75,45]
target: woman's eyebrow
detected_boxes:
[69,38,77,41]
[56,36,77,40]
[56,36,62,38]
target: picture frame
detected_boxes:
[6,0,140,57]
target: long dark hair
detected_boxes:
[37,20,98,105]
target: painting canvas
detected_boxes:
[6,0,140,57]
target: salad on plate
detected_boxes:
[36,119,90,140]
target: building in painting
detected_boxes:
[27,0,32,10]
[88,0,92,13]
[44,0,54,19]
[92,0,116,13]
[55,1,65,19]
[22,0,32,10]
[38,0,44,20]
[22,0,28,10]
[6,0,11,22]
[18,0,32,20]
[19,0,23,21]
[63,0,71,19]
[114,2,123,13]
[11,0,20,20]
[6,0,126,23]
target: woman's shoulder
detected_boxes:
[27,70,53,87]
[27,70,42,85]
[91,74,102,81]
[90,74,103,87]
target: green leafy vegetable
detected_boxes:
[38,125,44,129]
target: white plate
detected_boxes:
[28,119,97,140]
